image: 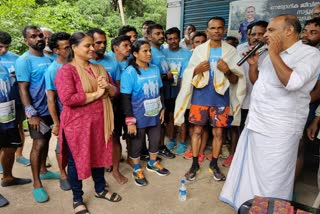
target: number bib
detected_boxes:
[143,96,162,117]
[0,100,16,123]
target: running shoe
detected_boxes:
[183,149,193,160]
[222,155,233,167]
[185,164,200,181]
[146,162,170,176]
[198,153,205,164]
[158,146,176,159]
[209,165,226,181]
[166,140,177,150]
[175,143,187,155]
[133,168,148,186]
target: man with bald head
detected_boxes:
[220,15,320,210]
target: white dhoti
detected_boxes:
[219,127,301,210]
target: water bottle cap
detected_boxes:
[181,179,185,184]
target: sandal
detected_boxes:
[73,201,89,214]
[95,190,122,202]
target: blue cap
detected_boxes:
[181,179,185,184]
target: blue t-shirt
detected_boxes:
[162,48,191,99]
[0,51,21,105]
[45,60,63,112]
[44,53,57,61]
[15,52,52,116]
[90,55,120,82]
[151,46,169,75]
[120,64,163,129]
[0,64,17,130]
[118,60,129,75]
[191,47,229,107]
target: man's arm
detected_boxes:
[46,90,59,135]
[310,80,320,103]
[269,52,293,86]
[18,81,41,131]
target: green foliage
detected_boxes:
[0,0,167,55]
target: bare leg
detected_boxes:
[15,122,25,158]
[199,128,208,155]
[230,126,239,156]
[167,113,175,140]
[179,123,187,143]
[30,139,47,188]
[1,147,15,181]
[212,127,224,159]
[191,125,203,157]
[112,136,128,184]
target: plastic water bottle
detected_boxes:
[179,179,187,201]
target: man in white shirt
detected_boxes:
[220,14,320,210]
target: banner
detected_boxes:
[228,0,320,43]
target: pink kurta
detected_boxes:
[55,64,112,180]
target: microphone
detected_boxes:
[237,41,265,66]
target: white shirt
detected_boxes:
[247,41,320,136]
[237,43,268,109]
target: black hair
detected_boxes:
[191,32,207,41]
[305,17,320,27]
[128,40,150,75]
[86,28,106,37]
[187,24,196,31]
[164,27,180,39]
[0,31,12,45]
[253,20,269,29]
[118,25,137,36]
[247,23,255,33]
[142,20,155,28]
[276,14,302,34]
[207,16,225,27]
[48,32,70,51]
[68,32,89,61]
[111,35,131,52]
[147,24,163,35]
[22,25,39,38]
[225,36,239,48]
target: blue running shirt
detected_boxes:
[191,47,229,107]
[162,48,191,99]
[15,52,52,116]
[45,60,63,112]
[90,55,120,82]
[120,64,163,128]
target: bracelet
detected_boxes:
[25,105,38,118]
[224,70,232,77]
[125,117,136,125]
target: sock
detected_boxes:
[210,158,218,169]
[148,159,156,166]
[133,164,141,171]
[192,156,199,167]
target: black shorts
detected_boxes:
[0,128,22,148]
[16,104,26,123]
[28,115,53,140]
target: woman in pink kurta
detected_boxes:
[55,32,121,214]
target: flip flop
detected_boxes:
[0,194,9,207]
[95,190,122,202]
[40,171,60,180]
[32,187,49,203]
[1,177,32,187]
[59,178,71,191]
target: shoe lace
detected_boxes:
[154,162,164,170]
[135,169,144,179]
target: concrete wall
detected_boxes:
[166,0,182,30]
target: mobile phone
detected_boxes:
[39,121,51,135]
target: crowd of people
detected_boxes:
[1,5,320,214]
